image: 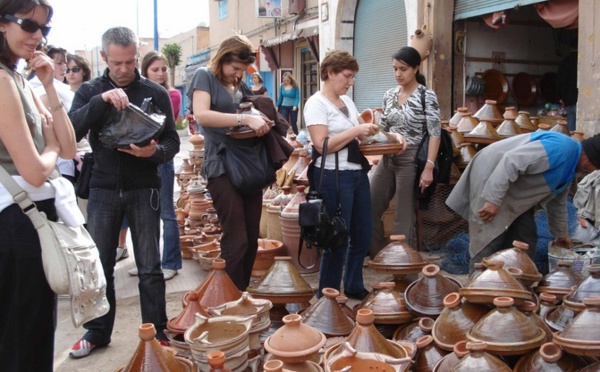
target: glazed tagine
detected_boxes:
[459,259,531,305]
[451,341,511,371]
[403,264,462,318]
[301,288,355,337]
[513,342,588,372]
[536,260,584,300]
[486,240,543,287]
[553,297,600,357]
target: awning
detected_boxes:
[261,25,319,48]
[454,0,547,20]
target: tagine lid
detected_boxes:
[486,241,543,283]
[404,264,463,317]
[368,235,428,273]
[264,314,327,358]
[247,257,315,302]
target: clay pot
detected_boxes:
[393,317,435,343]
[183,259,241,314]
[261,187,280,239]
[197,249,222,271]
[368,234,428,276]
[264,314,327,364]
[551,120,571,135]
[360,108,374,123]
[263,353,323,372]
[538,293,558,320]
[301,288,355,337]
[496,118,522,137]
[536,260,584,300]
[409,24,433,61]
[515,111,536,132]
[456,143,477,169]
[456,112,478,133]
[473,100,503,122]
[168,291,207,334]
[262,360,288,372]
[326,342,412,372]
[404,264,463,317]
[288,150,309,182]
[356,282,414,325]
[544,298,582,332]
[431,292,489,351]
[513,342,588,371]
[536,123,551,132]
[344,309,410,358]
[431,341,469,372]
[207,351,232,372]
[487,241,543,288]
[460,259,531,305]
[449,107,469,127]
[467,297,545,356]
[452,341,511,371]
[519,300,553,343]
[553,297,600,356]
[189,133,205,150]
[503,106,518,119]
[267,186,293,242]
[247,256,315,304]
[118,323,194,372]
[413,335,449,372]
[252,238,286,278]
[175,208,189,226]
[335,296,356,321]
[447,126,465,149]
[469,262,486,282]
[568,265,600,304]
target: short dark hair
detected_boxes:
[67,54,92,82]
[320,50,359,81]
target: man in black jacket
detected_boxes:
[68,27,180,358]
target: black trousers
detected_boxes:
[207,174,263,291]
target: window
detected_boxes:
[219,0,228,20]
[301,47,318,127]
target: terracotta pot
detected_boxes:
[336,296,357,321]
[207,351,232,372]
[393,317,435,343]
[544,298,582,332]
[503,106,518,119]
[536,260,584,300]
[513,342,588,371]
[459,259,531,305]
[360,108,374,123]
[568,265,600,304]
[264,314,327,364]
[550,120,571,135]
[447,126,466,148]
[515,111,536,132]
[409,24,433,61]
[404,264,463,318]
[496,118,522,137]
[467,297,545,356]
[456,112,478,134]
[431,292,489,351]
[553,297,600,356]
[356,282,414,325]
[413,335,449,372]
[252,238,286,278]
[487,240,543,288]
[473,100,503,122]
[263,352,323,372]
[538,293,558,320]
[168,290,207,334]
[431,341,469,372]
[301,288,355,337]
[183,258,241,313]
[452,341,511,371]
[368,234,428,276]
[344,309,409,358]
[326,342,412,372]
[449,107,469,127]
[519,300,553,343]
[118,323,193,372]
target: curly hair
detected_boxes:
[320,50,359,81]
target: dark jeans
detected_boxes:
[314,169,372,295]
[469,208,537,274]
[279,105,298,134]
[83,188,167,346]
[0,200,57,372]
[159,161,182,270]
[566,104,576,132]
[207,174,262,291]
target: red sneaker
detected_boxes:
[69,338,96,359]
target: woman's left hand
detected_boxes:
[391,133,407,154]
[419,166,434,193]
[28,51,55,88]
[292,106,297,111]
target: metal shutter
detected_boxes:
[454,0,547,20]
[353,0,407,112]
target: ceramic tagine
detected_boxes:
[467,297,545,356]
[368,235,428,289]
[449,107,469,127]
[553,297,600,357]
[356,282,414,325]
[564,265,600,307]
[264,314,327,365]
[301,288,355,338]
[456,112,479,134]
[536,260,584,300]
[452,341,511,371]
[473,100,503,123]
[515,111,536,132]
[518,300,553,343]
[413,335,449,372]
[496,116,522,137]
[431,340,469,372]
[513,341,588,372]
[207,351,232,372]
[326,342,412,372]
[404,264,463,318]
[486,240,543,288]
[182,258,242,313]
[459,259,531,305]
[393,317,434,343]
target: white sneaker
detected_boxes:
[163,269,178,280]
[128,267,138,276]
[115,247,129,261]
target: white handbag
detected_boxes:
[0,166,109,328]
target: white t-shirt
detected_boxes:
[303,91,362,171]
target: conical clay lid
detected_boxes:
[190,259,241,314]
[393,317,434,343]
[496,118,522,137]
[487,241,542,286]
[358,282,414,324]
[456,112,478,133]
[167,291,206,334]
[568,265,600,303]
[121,324,188,372]
[247,256,315,304]
[553,297,600,356]
[368,235,428,275]
[473,100,502,121]
[513,342,588,372]
[404,264,463,317]
[301,288,354,337]
[453,342,511,371]
[345,309,408,358]
[460,259,531,305]
[264,314,326,364]
[537,261,584,299]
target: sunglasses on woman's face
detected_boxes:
[1,14,51,37]
[236,50,256,61]
[66,67,81,73]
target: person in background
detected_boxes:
[0,1,77,369]
[66,53,91,92]
[189,34,272,291]
[250,72,268,96]
[68,26,180,358]
[304,50,392,301]
[369,46,441,258]
[122,50,181,280]
[277,72,300,134]
[447,131,600,274]
[556,35,578,132]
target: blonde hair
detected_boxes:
[282,72,298,88]
[209,34,256,86]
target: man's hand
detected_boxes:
[102,88,129,110]
[118,140,157,158]
[478,201,500,222]
[554,236,573,248]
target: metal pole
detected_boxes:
[153,0,159,51]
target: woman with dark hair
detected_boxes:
[66,53,91,92]
[189,34,272,290]
[304,50,394,300]
[250,72,268,96]
[369,46,441,257]
[0,0,77,369]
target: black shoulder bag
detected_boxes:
[298,137,348,269]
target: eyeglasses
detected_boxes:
[66,67,81,73]
[236,50,257,61]
[341,72,357,81]
[1,14,51,37]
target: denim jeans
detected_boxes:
[314,168,372,295]
[279,106,298,134]
[566,104,576,132]
[83,188,167,346]
[159,161,182,270]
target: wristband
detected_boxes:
[48,101,64,113]
[237,113,242,127]
[426,159,435,167]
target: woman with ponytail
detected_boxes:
[368,46,441,257]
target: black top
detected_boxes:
[556,51,578,106]
[69,68,180,190]
[252,86,267,95]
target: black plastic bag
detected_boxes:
[75,152,93,199]
[99,98,166,149]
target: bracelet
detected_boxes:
[237,113,242,127]
[426,159,435,167]
[47,101,64,113]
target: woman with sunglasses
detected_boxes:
[0,1,77,370]
[189,35,272,291]
[66,54,91,92]
[276,72,300,134]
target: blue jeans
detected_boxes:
[314,168,372,295]
[83,188,167,346]
[279,105,298,134]
[566,104,576,132]
[159,161,182,270]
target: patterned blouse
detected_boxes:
[381,84,441,146]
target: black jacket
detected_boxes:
[69,68,180,190]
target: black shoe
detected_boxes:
[344,289,370,301]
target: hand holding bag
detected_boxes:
[0,166,109,328]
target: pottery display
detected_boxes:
[264,314,327,364]
[431,340,469,372]
[551,120,571,135]
[431,292,489,351]
[118,323,194,372]
[183,259,241,313]
[567,265,600,304]
[452,341,511,371]
[553,297,600,356]
[413,335,449,372]
[473,100,503,123]
[456,112,478,134]
[449,107,469,127]
[460,259,531,305]
[404,264,463,317]
[393,317,434,343]
[503,106,518,119]
[496,117,522,137]
[207,351,232,372]
[513,342,588,372]
[301,288,355,337]
[368,235,428,277]
[544,298,582,332]
[252,238,285,278]
[267,186,293,243]
[467,297,545,355]
[536,260,584,300]
[168,291,207,336]
[486,241,543,287]
[343,309,410,358]
[247,256,315,304]
[336,296,357,321]
[326,342,412,372]
[356,282,414,325]
[260,187,280,239]
[515,111,536,132]
[519,300,553,343]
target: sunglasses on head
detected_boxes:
[1,14,51,37]
[236,50,256,61]
[66,67,81,73]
